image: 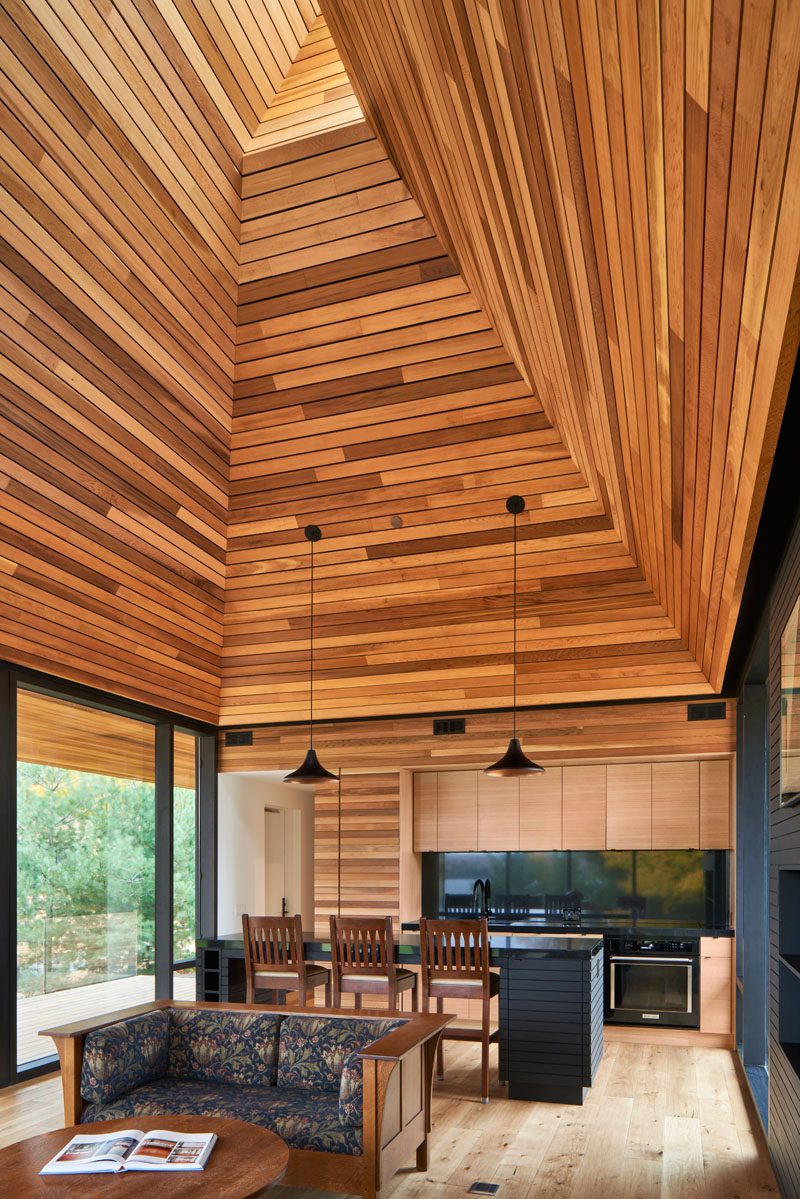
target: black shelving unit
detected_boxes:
[779,869,800,1078]
[200,947,221,1002]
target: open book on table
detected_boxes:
[39,1128,218,1174]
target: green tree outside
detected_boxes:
[17,762,195,998]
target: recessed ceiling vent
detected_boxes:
[225,730,253,746]
[686,702,727,722]
[433,717,466,735]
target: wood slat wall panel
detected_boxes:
[218,697,737,772]
[313,770,400,936]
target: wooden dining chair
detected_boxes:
[329,915,418,1011]
[419,917,499,1103]
[242,914,331,1006]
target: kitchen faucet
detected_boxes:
[472,877,492,917]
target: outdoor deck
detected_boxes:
[18,973,196,1067]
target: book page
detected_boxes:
[128,1131,216,1170]
[40,1130,143,1174]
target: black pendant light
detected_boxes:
[484,495,545,777]
[284,524,338,785]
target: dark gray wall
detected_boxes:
[768,511,800,1197]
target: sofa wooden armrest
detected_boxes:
[41,1001,452,1199]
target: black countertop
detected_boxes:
[401,918,734,939]
[199,932,604,961]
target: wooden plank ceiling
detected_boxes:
[0,2,798,728]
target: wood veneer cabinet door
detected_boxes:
[413,772,437,851]
[562,765,606,849]
[699,759,731,848]
[519,769,562,849]
[437,771,478,851]
[477,773,519,850]
[699,936,733,1034]
[652,761,699,848]
[606,763,652,848]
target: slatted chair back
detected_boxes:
[242,914,306,990]
[419,917,490,986]
[329,915,398,980]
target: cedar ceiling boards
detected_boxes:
[0,0,250,721]
[223,118,708,723]
[17,688,198,788]
[250,14,363,151]
[0,4,799,730]
[324,0,800,697]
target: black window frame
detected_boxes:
[0,662,217,1088]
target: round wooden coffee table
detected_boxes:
[0,1115,289,1198]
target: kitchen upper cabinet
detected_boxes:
[700,759,731,848]
[562,765,606,849]
[413,772,438,851]
[699,936,733,1034]
[478,774,519,850]
[413,757,733,854]
[437,770,478,851]
[519,768,562,849]
[652,761,699,848]
[606,763,652,848]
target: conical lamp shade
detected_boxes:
[484,736,545,777]
[284,747,338,785]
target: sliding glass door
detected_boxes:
[16,689,158,1069]
[173,729,198,1000]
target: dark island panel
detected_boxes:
[499,950,604,1104]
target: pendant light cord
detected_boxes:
[512,506,517,740]
[309,534,315,747]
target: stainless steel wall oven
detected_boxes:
[604,937,700,1028]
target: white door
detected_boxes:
[264,808,303,918]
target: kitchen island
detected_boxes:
[197,932,604,1105]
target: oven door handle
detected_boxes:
[609,956,694,965]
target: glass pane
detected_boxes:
[173,731,197,966]
[16,689,156,1068]
[172,965,196,1001]
[614,963,690,1013]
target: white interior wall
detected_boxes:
[217,772,315,933]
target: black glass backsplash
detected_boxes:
[422,850,729,928]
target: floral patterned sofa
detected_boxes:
[42,1001,450,1199]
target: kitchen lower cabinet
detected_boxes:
[700,936,733,1034]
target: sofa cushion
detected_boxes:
[81,1009,169,1106]
[167,1008,282,1088]
[80,1077,363,1155]
[277,1015,403,1094]
[338,1051,363,1126]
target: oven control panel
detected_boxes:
[613,939,697,955]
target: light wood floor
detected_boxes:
[0,1041,778,1197]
